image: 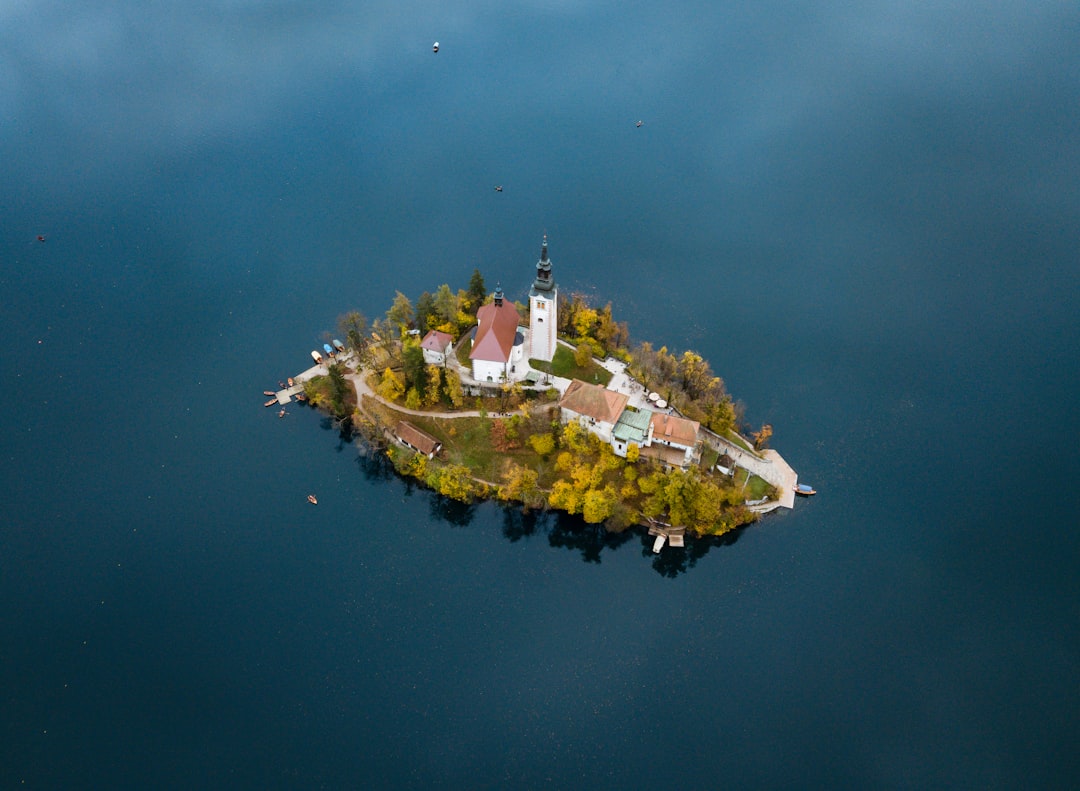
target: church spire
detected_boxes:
[532,234,554,293]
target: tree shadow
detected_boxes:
[429,496,477,528]
[348,436,750,576]
[501,507,542,542]
[547,511,636,563]
[319,414,355,450]
[354,444,396,483]
[643,527,746,578]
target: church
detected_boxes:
[468,236,559,382]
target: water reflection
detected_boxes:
[352,438,746,576]
[429,497,477,528]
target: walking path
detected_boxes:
[283,345,798,510]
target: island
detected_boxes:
[271,237,799,549]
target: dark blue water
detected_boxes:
[3,3,1078,787]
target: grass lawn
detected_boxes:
[364,397,555,485]
[529,344,612,386]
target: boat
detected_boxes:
[278,409,286,418]
[287,377,295,388]
[332,339,346,353]
[263,390,276,397]
[264,398,277,408]
[432,41,439,53]
[795,483,817,496]
[323,343,335,358]
[295,394,307,402]
[311,350,323,364]
[307,494,318,505]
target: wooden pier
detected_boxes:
[647,522,686,553]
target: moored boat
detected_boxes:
[332,339,346,353]
[263,390,276,396]
[288,377,295,388]
[323,342,335,358]
[264,398,277,407]
[795,483,817,496]
[278,409,286,418]
[311,350,323,364]
[307,494,318,505]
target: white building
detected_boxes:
[557,379,629,444]
[469,287,525,382]
[420,330,454,365]
[528,236,558,363]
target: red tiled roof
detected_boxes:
[420,330,454,352]
[470,301,520,363]
[649,412,700,448]
[558,379,629,424]
[395,421,441,456]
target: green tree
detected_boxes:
[467,268,486,313]
[433,283,460,328]
[385,291,415,333]
[405,387,421,410]
[337,311,369,356]
[402,339,426,392]
[415,291,436,332]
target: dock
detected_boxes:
[268,348,361,405]
[647,522,686,553]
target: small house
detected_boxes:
[558,379,629,444]
[420,330,454,365]
[394,421,442,459]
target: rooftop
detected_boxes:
[649,412,700,448]
[612,406,652,443]
[559,379,629,424]
[470,300,521,363]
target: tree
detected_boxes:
[385,291,415,332]
[425,464,478,502]
[415,291,436,332]
[499,465,544,510]
[574,341,593,368]
[424,365,442,407]
[582,485,617,524]
[430,283,457,328]
[405,387,421,410]
[528,432,555,456]
[466,268,487,314]
[626,442,640,463]
[377,367,405,402]
[327,363,351,408]
[402,339,426,392]
[442,368,465,408]
[574,306,599,339]
[337,311,369,355]
[752,423,773,450]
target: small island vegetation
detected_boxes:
[299,262,784,540]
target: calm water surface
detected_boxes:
[2,2,1077,787]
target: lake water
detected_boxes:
[2,2,1078,788]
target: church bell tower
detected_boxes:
[528,235,558,362]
